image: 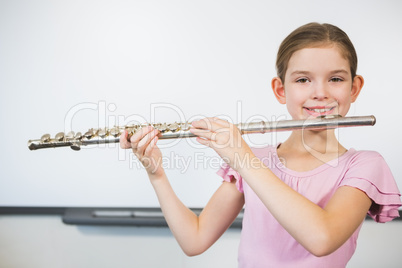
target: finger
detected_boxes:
[192,117,231,132]
[136,129,160,156]
[211,116,230,124]
[189,128,217,141]
[130,126,154,143]
[144,136,158,156]
[137,129,159,148]
[119,130,132,149]
[211,119,240,136]
[195,136,212,147]
[191,117,218,131]
[130,126,154,148]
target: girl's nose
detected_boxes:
[311,83,329,100]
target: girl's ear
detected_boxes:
[271,77,286,104]
[351,75,364,103]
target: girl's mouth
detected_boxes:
[304,106,336,116]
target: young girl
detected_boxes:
[120,23,401,267]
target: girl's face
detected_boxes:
[272,45,363,120]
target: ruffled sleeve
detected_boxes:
[339,151,401,223]
[216,163,244,193]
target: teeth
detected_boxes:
[307,107,333,113]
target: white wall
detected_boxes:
[0,216,401,268]
[1,0,402,208]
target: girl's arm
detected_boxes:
[151,173,244,256]
[191,118,372,257]
[120,126,245,256]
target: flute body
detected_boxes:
[27,115,376,151]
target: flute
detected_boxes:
[27,115,376,151]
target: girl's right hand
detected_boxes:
[120,126,165,178]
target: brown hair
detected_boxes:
[276,22,358,82]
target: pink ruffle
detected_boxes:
[340,177,401,223]
[216,163,244,193]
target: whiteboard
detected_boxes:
[0,0,401,208]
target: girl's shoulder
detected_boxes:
[339,148,401,223]
[347,148,383,158]
[344,148,388,167]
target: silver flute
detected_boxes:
[27,115,376,151]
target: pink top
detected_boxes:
[217,145,401,268]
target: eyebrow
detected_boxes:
[289,69,349,76]
[289,71,311,76]
[330,69,349,75]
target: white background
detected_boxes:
[0,0,401,208]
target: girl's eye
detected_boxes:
[296,78,309,83]
[330,77,343,82]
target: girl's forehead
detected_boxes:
[287,46,350,74]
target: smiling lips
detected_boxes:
[304,106,336,116]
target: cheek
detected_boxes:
[333,92,353,115]
[284,92,306,114]
[285,89,308,105]
[334,89,353,104]
[339,103,351,116]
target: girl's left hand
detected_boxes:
[190,117,254,172]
